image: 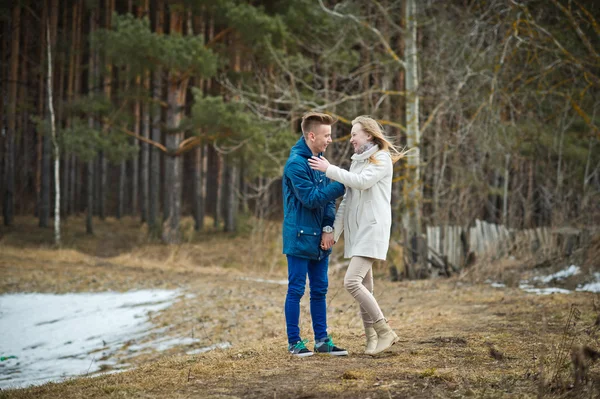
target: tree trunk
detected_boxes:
[87,159,94,234]
[98,0,114,221]
[149,63,162,228]
[149,0,164,233]
[40,129,51,227]
[502,154,510,226]
[36,3,48,219]
[117,0,133,219]
[71,155,78,214]
[64,1,79,217]
[402,0,422,239]
[194,144,206,231]
[222,32,242,232]
[3,3,20,226]
[239,152,248,214]
[70,0,83,216]
[131,107,140,217]
[117,161,126,219]
[99,152,107,219]
[381,3,392,132]
[57,5,68,217]
[189,11,204,232]
[391,7,405,233]
[486,163,500,223]
[162,7,186,244]
[0,21,4,208]
[214,151,223,228]
[131,68,140,217]
[0,19,7,218]
[61,155,70,217]
[47,20,61,245]
[432,112,443,223]
[40,0,58,228]
[581,135,594,213]
[224,160,238,232]
[554,120,566,226]
[86,7,97,234]
[140,72,150,223]
[140,0,150,224]
[525,160,534,228]
[18,7,30,216]
[56,5,67,129]
[70,155,77,214]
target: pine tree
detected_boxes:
[95,4,217,243]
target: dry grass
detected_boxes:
[0,216,285,294]
[1,217,600,398]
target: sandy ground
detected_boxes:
[1,217,599,398]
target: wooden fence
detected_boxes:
[423,219,587,274]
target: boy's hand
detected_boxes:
[320,232,335,250]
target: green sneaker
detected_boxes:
[289,339,314,358]
[314,336,348,356]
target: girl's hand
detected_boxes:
[308,155,330,172]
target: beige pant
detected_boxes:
[344,256,385,327]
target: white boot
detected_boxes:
[364,326,378,355]
[371,319,399,355]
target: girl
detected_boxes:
[308,115,406,355]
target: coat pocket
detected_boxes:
[364,200,377,225]
[294,226,322,258]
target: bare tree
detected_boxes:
[47,20,60,245]
[402,0,421,238]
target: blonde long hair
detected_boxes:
[351,115,409,164]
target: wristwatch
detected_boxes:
[322,226,333,233]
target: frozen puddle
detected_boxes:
[0,290,178,389]
[0,290,228,390]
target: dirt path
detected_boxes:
[3,258,599,398]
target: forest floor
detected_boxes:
[1,216,600,398]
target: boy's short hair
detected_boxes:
[301,112,337,138]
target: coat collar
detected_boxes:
[291,136,319,158]
[351,144,380,161]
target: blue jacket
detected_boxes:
[282,137,345,260]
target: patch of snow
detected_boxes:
[239,277,287,285]
[576,273,600,293]
[577,283,600,293]
[490,282,506,288]
[519,284,571,295]
[533,265,580,283]
[186,342,232,355]
[0,290,179,390]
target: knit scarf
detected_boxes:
[355,141,376,155]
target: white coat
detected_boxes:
[326,145,393,260]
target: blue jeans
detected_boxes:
[285,255,329,346]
